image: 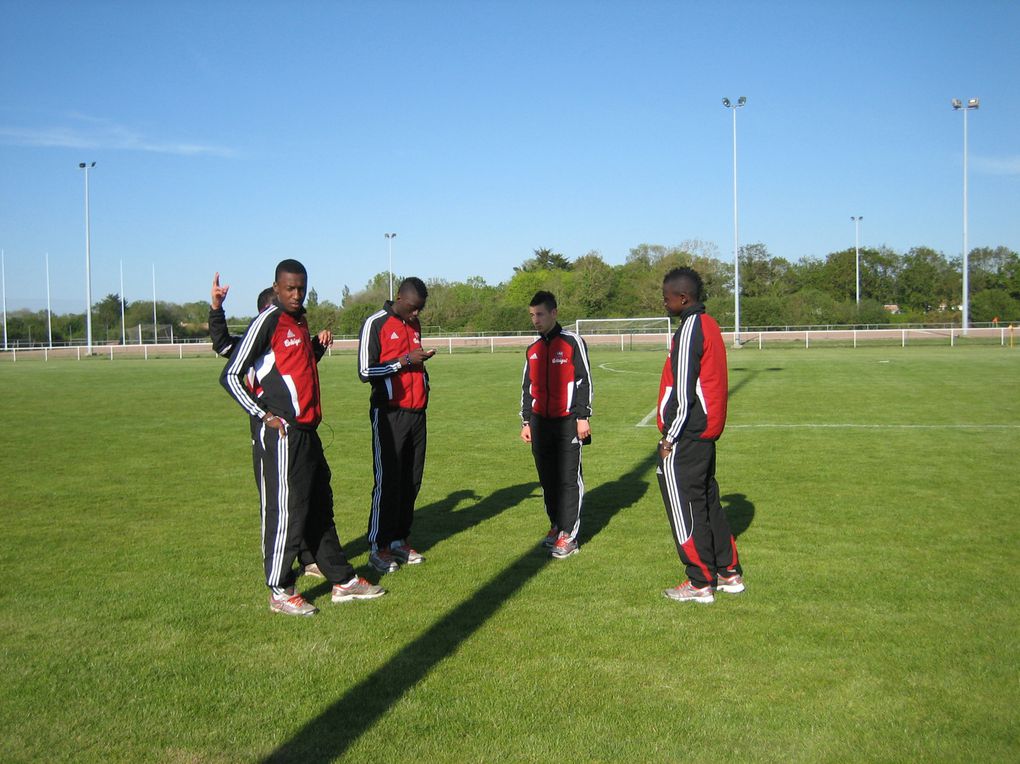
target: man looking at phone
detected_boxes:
[357,277,436,573]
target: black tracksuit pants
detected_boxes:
[657,437,741,588]
[249,416,316,568]
[368,407,427,550]
[529,414,584,541]
[258,424,355,590]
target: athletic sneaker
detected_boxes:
[269,589,319,616]
[551,533,579,559]
[300,563,325,579]
[663,581,714,604]
[716,573,745,594]
[369,548,399,574]
[541,527,559,549]
[331,577,387,603]
[391,544,424,565]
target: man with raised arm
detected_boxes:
[221,260,384,616]
[520,290,593,559]
[209,272,324,580]
[656,267,744,604]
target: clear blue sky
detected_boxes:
[2,0,1018,313]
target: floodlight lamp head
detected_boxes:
[722,98,731,107]
[738,96,747,106]
[79,162,86,168]
[968,98,980,109]
[951,98,962,109]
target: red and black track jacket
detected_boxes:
[357,301,429,411]
[520,323,593,422]
[221,305,326,430]
[658,304,728,442]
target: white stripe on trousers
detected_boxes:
[266,430,290,587]
[565,442,584,542]
[662,447,693,545]
[368,409,383,547]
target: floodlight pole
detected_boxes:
[46,252,53,347]
[723,97,746,348]
[1,248,7,351]
[151,264,158,344]
[385,233,397,301]
[119,259,126,345]
[952,98,978,335]
[79,162,96,354]
[851,216,863,306]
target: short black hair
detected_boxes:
[529,290,557,311]
[663,267,703,301]
[398,276,428,301]
[275,259,307,282]
[257,287,275,312]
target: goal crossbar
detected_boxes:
[575,317,672,349]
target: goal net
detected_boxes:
[574,317,672,349]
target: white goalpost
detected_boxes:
[574,317,672,349]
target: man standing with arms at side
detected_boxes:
[222,259,384,616]
[656,267,744,604]
[520,291,593,559]
[358,277,436,574]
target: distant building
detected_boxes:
[883,304,900,314]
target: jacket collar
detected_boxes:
[539,322,563,342]
[679,303,706,321]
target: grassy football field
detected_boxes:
[0,345,1017,762]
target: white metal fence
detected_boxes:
[1,324,1015,362]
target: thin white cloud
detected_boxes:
[970,155,1020,176]
[0,115,235,158]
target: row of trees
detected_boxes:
[3,242,1018,345]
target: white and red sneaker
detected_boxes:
[269,588,318,616]
[663,581,714,604]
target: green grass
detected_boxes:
[1,346,1018,762]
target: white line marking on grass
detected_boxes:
[635,420,1020,430]
[599,362,650,374]
[727,423,1020,430]
[636,408,658,427]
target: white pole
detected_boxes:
[852,216,863,307]
[119,259,126,345]
[732,105,740,346]
[953,98,978,335]
[1,248,7,351]
[962,106,970,335]
[45,252,53,347]
[723,97,746,348]
[151,264,157,344]
[385,233,397,301]
[79,162,95,355]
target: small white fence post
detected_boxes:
[950,328,955,347]
[853,329,857,349]
[77,346,81,361]
[805,331,810,349]
[902,330,906,347]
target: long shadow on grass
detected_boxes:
[302,483,540,600]
[262,454,657,764]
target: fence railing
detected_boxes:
[1,325,1015,362]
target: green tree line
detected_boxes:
[3,242,1018,345]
